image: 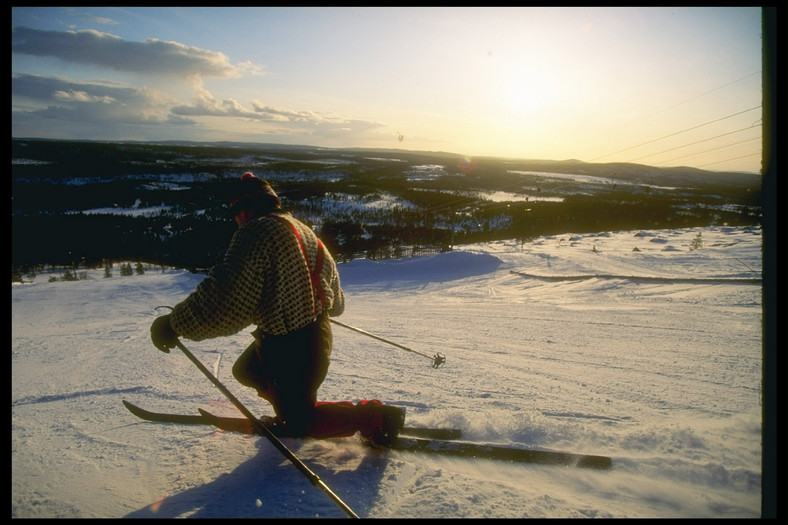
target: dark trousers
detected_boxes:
[232,313,332,436]
[232,313,391,439]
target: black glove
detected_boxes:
[150,314,178,353]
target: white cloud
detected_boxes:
[53,90,115,104]
[12,27,242,79]
[11,26,392,145]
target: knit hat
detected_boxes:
[228,172,280,217]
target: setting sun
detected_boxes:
[12,7,764,172]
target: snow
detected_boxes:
[12,225,765,518]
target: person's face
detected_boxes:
[234,209,253,227]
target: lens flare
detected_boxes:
[457,156,477,174]
[149,497,166,513]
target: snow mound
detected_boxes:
[338,251,502,285]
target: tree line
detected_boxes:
[12,139,763,278]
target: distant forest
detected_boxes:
[12,139,762,276]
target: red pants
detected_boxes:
[232,313,387,438]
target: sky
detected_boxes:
[11,7,765,173]
[12,224,767,517]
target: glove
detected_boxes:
[150,314,178,353]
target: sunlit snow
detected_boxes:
[12,225,763,518]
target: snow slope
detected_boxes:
[11,225,765,518]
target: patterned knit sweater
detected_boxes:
[170,211,344,340]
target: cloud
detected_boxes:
[172,92,377,130]
[250,101,327,123]
[12,26,242,79]
[12,74,190,127]
[53,90,115,104]
[11,27,391,144]
[12,72,386,144]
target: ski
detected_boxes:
[122,400,461,440]
[386,436,612,470]
[123,400,611,469]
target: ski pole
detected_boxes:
[172,339,359,519]
[330,319,446,368]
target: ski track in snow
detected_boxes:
[12,225,764,518]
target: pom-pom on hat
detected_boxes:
[228,172,280,217]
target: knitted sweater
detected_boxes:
[170,211,344,340]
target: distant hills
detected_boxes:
[12,138,762,271]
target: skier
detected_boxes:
[150,172,404,445]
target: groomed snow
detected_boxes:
[12,225,764,518]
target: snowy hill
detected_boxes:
[12,225,765,518]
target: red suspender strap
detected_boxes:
[314,239,325,303]
[269,215,326,316]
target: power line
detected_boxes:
[591,106,761,161]
[416,75,765,218]
[586,71,761,143]
[658,137,761,165]
[697,152,761,169]
[629,123,760,162]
